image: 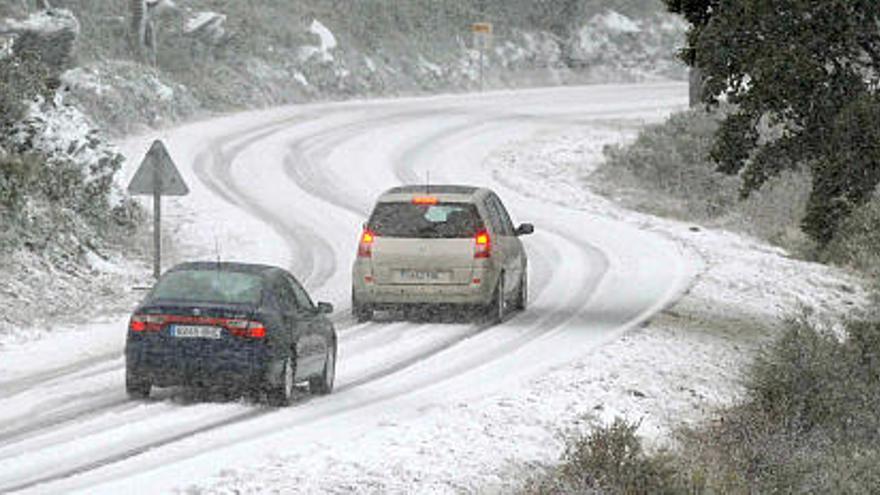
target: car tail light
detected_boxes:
[474,230,491,258]
[358,228,375,258]
[474,230,492,258]
[129,314,165,332]
[412,196,438,205]
[225,319,267,339]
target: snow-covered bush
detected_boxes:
[597,107,819,257]
[9,94,124,216]
[677,316,880,493]
[0,85,140,258]
[729,168,814,256]
[824,195,880,283]
[521,417,686,493]
[0,54,50,128]
[529,317,880,494]
[63,62,199,134]
[600,107,740,220]
[568,10,687,80]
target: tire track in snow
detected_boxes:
[0,351,119,400]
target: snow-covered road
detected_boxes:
[0,83,695,494]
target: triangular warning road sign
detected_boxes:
[127,139,189,196]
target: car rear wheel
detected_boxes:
[514,271,527,311]
[486,274,505,324]
[126,372,151,399]
[267,353,296,407]
[309,344,336,395]
[352,291,373,322]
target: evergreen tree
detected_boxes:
[665,0,880,245]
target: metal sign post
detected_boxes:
[127,139,189,279]
[152,163,161,280]
[472,22,492,92]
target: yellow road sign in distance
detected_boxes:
[471,22,492,34]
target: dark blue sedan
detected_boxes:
[125,262,337,406]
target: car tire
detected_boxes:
[309,343,336,395]
[514,271,527,311]
[126,371,151,399]
[267,353,296,407]
[487,274,505,324]
[352,291,373,322]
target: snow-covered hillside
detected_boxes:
[53,5,687,135]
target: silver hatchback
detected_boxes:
[351,185,534,323]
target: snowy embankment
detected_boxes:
[0,94,149,347]
[61,7,685,135]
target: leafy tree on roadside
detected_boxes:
[664,0,880,245]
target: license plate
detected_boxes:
[398,270,451,282]
[171,325,222,339]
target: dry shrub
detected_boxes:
[600,107,740,221]
[726,168,815,256]
[675,317,880,493]
[823,194,880,282]
[522,418,688,495]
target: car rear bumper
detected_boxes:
[125,337,271,389]
[352,278,495,306]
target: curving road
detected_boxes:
[0,83,693,493]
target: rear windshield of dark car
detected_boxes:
[368,202,483,238]
[150,270,263,304]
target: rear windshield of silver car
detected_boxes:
[150,270,263,304]
[368,202,484,238]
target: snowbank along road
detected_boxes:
[0,83,694,493]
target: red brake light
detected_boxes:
[247,323,267,339]
[129,314,164,332]
[226,319,267,339]
[474,230,491,258]
[412,196,438,205]
[358,229,375,258]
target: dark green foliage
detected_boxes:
[0,54,51,129]
[823,195,880,281]
[666,0,880,245]
[0,149,132,253]
[803,95,880,245]
[0,153,39,212]
[661,0,716,65]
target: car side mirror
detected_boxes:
[317,302,334,314]
[515,223,534,236]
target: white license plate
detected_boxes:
[398,270,451,282]
[171,325,222,339]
